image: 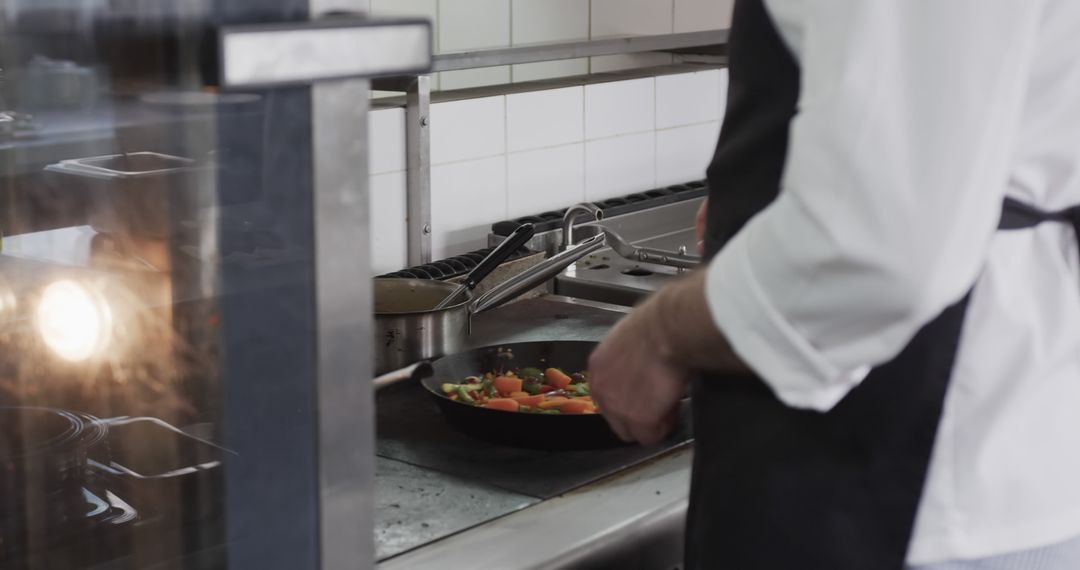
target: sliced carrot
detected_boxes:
[509,391,530,398]
[538,397,569,410]
[544,368,572,389]
[558,400,593,414]
[494,376,523,395]
[511,394,544,407]
[484,398,519,412]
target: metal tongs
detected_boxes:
[561,203,700,270]
[598,225,699,269]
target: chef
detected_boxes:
[588,0,1080,568]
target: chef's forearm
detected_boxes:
[644,269,749,373]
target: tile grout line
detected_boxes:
[654,73,660,191]
[503,93,510,218]
[587,0,593,75]
[508,0,514,83]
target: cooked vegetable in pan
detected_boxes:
[440,367,597,414]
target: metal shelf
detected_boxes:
[376,29,729,267]
[432,30,727,72]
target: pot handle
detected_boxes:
[373,361,434,390]
[471,233,607,315]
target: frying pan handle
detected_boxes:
[373,361,434,390]
[463,223,535,291]
[471,233,607,315]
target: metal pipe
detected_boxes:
[561,203,603,251]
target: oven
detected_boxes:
[0,2,429,568]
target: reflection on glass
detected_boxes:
[35,278,112,362]
[1,1,323,568]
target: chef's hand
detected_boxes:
[588,303,691,445]
[695,198,709,254]
[589,270,748,445]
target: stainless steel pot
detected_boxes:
[374,233,606,373]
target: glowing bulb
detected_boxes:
[35,280,112,362]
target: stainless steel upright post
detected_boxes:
[219,10,432,569]
[312,77,375,568]
[310,2,375,568]
[406,75,432,266]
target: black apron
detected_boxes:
[686,1,1080,568]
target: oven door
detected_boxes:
[0,3,429,569]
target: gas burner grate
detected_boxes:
[377,245,534,281]
[491,179,707,236]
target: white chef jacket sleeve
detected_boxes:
[705,1,1041,410]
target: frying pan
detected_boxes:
[416,340,624,450]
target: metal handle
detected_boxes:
[463,223,535,291]
[471,233,606,315]
[630,246,699,269]
[431,223,534,310]
[373,361,433,390]
[601,226,699,270]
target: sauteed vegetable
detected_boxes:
[440,367,597,414]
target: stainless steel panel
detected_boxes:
[431,30,728,72]
[554,199,702,306]
[374,457,535,561]
[377,449,693,570]
[221,19,432,88]
[312,76,376,568]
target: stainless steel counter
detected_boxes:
[380,449,692,570]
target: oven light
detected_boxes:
[35,280,112,362]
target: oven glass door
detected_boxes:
[0,2,428,568]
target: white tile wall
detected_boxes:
[512,0,589,44]
[656,120,721,186]
[591,0,674,37]
[380,0,729,92]
[368,108,405,175]
[656,70,722,129]
[369,171,408,273]
[673,0,734,33]
[431,96,506,164]
[506,87,583,152]
[431,156,508,259]
[439,0,511,52]
[512,59,588,83]
[585,132,656,201]
[370,65,729,262]
[585,77,655,139]
[507,144,585,217]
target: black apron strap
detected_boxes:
[1000,197,1080,264]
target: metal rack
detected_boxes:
[372,30,729,266]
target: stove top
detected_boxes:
[373,296,693,562]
